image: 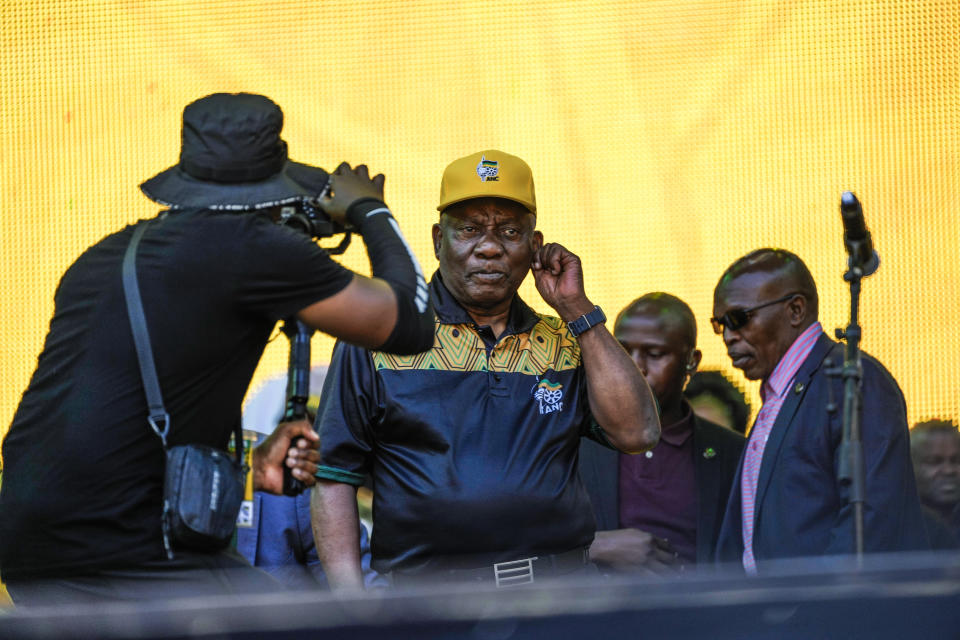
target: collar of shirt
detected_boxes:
[429,271,540,337]
[658,400,695,447]
[762,321,823,402]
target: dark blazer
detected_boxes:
[579,411,745,564]
[714,333,929,569]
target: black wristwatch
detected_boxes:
[567,305,606,337]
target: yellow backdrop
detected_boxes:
[2,0,958,454]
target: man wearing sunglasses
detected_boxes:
[711,248,927,573]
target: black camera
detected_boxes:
[275,179,352,255]
[277,199,347,239]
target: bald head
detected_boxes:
[912,419,960,455]
[614,292,701,421]
[616,292,697,351]
[715,248,819,320]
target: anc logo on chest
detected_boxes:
[533,378,564,415]
[371,315,580,375]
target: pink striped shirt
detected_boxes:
[741,321,822,573]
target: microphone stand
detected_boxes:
[830,192,880,567]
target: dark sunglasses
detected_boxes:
[710,293,799,334]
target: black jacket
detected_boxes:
[579,412,744,564]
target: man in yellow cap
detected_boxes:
[312,150,661,589]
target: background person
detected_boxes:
[237,368,386,589]
[684,369,751,435]
[910,419,960,548]
[580,293,744,572]
[711,248,927,573]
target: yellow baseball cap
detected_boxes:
[437,150,536,214]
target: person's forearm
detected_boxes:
[310,481,364,591]
[578,324,660,453]
[348,199,434,355]
[588,529,622,566]
[589,528,677,571]
[530,244,658,453]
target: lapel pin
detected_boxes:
[794,382,805,394]
[703,447,716,459]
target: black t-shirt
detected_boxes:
[0,208,353,579]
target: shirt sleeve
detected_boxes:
[235,214,355,322]
[314,341,380,486]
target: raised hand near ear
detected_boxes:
[531,243,594,322]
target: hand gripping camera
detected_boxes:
[275,178,352,255]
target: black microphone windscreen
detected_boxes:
[840,191,868,240]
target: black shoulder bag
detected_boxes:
[122,221,246,559]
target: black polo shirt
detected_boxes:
[316,273,610,574]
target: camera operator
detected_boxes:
[0,92,434,604]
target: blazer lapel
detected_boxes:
[715,448,746,563]
[693,416,720,563]
[753,334,835,519]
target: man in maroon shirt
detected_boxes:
[579,293,745,572]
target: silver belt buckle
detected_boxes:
[494,556,538,587]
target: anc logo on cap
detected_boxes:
[438,149,535,212]
[476,155,499,182]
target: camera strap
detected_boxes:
[121,220,243,558]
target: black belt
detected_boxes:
[391,547,591,588]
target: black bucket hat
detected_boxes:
[140,93,328,210]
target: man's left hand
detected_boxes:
[531,243,594,321]
[252,419,320,495]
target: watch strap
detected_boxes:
[567,305,606,337]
